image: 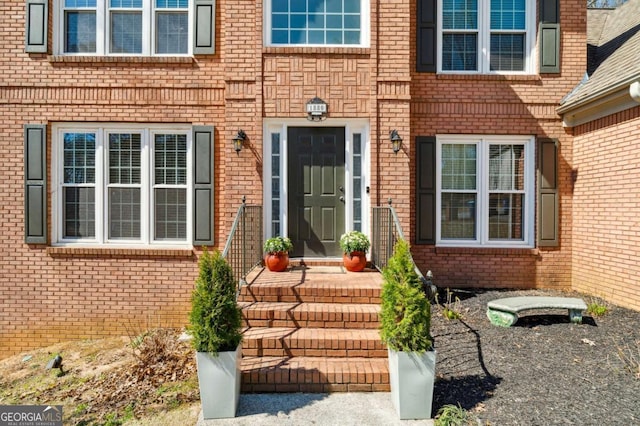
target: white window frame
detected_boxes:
[263,119,371,249]
[52,123,193,247]
[54,0,193,56]
[437,0,536,74]
[264,0,371,48]
[436,135,535,248]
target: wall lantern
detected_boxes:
[232,130,246,153]
[390,130,402,154]
[306,97,328,121]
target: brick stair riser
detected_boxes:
[239,289,381,305]
[242,315,381,329]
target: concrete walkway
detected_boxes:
[196,392,434,426]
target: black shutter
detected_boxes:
[193,0,215,54]
[537,138,559,247]
[416,136,436,244]
[193,126,214,246]
[25,0,48,53]
[417,0,437,72]
[539,0,560,73]
[24,125,47,244]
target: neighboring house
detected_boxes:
[557,1,640,311]
[1,0,633,360]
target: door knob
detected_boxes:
[339,196,345,202]
[339,186,344,192]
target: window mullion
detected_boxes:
[141,129,150,244]
[144,0,152,55]
[479,141,488,244]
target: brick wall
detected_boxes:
[571,106,640,310]
[0,0,593,359]
[406,0,586,291]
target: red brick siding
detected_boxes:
[571,106,640,311]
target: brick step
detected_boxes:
[241,356,390,393]
[239,276,382,304]
[240,302,380,329]
[242,327,387,358]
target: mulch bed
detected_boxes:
[430,288,640,424]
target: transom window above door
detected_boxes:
[265,0,370,47]
[439,0,535,73]
[55,0,215,55]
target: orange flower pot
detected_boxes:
[343,251,367,272]
[265,252,289,272]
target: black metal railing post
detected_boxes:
[222,197,263,299]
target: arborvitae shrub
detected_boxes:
[380,240,432,352]
[189,250,243,353]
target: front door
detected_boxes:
[288,127,345,257]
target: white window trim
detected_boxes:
[263,119,371,255]
[51,123,193,248]
[435,135,535,248]
[436,0,536,74]
[54,0,193,56]
[263,0,370,48]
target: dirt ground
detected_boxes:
[0,329,200,426]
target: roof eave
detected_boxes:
[558,77,640,127]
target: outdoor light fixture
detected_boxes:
[232,130,246,153]
[390,130,402,154]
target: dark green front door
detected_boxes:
[288,127,345,257]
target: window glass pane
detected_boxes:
[156,0,188,8]
[63,133,96,184]
[442,0,477,30]
[155,134,187,185]
[63,187,96,238]
[442,34,477,71]
[109,188,141,239]
[442,144,476,190]
[65,0,96,7]
[109,133,141,184]
[65,11,96,53]
[110,12,142,53]
[110,0,142,7]
[155,188,186,240]
[272,14,289,28]
[344,31,360,44]
[326,0,342,13]
[490,34,524,71]
[272,0,289,13]
[489,144,525,190]
[270,0,362,45]
[441,193,476,239]
[490,0,526,30]
[156,12,188,54]
[489,194,524,240]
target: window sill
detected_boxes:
[48,55,196,65]
[435,246,539,256]
[263,46,370,56]
[435,73,542,82]
[47,246,195,259]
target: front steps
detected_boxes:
[239,262,389,392]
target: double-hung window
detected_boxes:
[54,124,192,246]
[439,0,534,73]
[266,0,370,47]
[59,0,191,55]
[437,135,534,247]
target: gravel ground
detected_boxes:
[198,289,640,425]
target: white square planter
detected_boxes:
[196,342,242,419]
[388,348,436,420]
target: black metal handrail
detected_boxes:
[222,197,263,297]
[371,200,436,298]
